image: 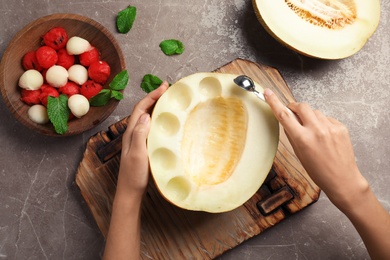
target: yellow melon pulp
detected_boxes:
[181,96,247,186]
[252,0,380,59]
[147,73,279,213]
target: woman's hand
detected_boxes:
[103,82,169,260]
[264,88,390,259]
[263,88,366,209]
[116,81,169,198]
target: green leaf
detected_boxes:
[90,89,112,107]
[109,70,129,91]
[111,90,124,101]
[117,6,137,34]
[159,39,184,55]
[141,74,163,93]
[47,95,70,135]
[90,70,129,106]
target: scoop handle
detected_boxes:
[253,89,266,102]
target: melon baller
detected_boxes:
[233,75,299,121]
[233,75,266,102]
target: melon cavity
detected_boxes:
[147,73,279,213]
[253,0,380,59]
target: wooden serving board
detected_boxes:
[75,59,320,259]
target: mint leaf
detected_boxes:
[117,6,137,34]
[47,95,70,135]
[159,39,184,55]
[141,74,163,93]
[90,70,129,106]
[111,90,124,101]
[90,89,112,107]
[109,70,129,91]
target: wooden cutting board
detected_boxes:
[75,59,320,259]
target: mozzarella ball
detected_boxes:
[27,104,49,124]
[18,70,44,90]
[66,36,91,55]
[46,65,69,88]
[68,64,88,85]
[68,94,90,118]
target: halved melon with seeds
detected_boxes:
[147,73,279,213]
[252,0,380,59]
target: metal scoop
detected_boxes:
[233,75,299,121]
[233,75,266,102]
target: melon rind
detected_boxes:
[252,0,380,59]
[147,73,279,213]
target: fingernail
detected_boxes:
[139,113,150,124]
[264,88,273,97]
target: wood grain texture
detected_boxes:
[75,59,320,259]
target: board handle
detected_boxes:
[96,116,128,163]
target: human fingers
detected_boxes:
[312,109,335,127]
[313,110,345,129]
[121,113,138,155]
[127,81,169,132]
[326,116,344,126]
[264,88,302,132]
[129,113,151,154]
[118,113,151,194]
[313,109,327,120]
[288,102,318,126]
[122,81,169,153]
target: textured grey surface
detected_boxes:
[0,0,389,259]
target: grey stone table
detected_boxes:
[0,0,389,259]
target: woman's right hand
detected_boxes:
[263,88,368,210]
[263,88,390,259]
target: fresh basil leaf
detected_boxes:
[159,39,184,55]
[117,6,137,34]
[109,70,129,91]
[90,89,112,107]
[47,95,70,135]
[141,74,163,93]
[111,90,124,101]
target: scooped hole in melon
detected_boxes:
[148,72,279,213]
[165,176,192,201]
[155,112,180,136]
[166,83,192,110]
[199,76,222,100]
[150,148,177,171]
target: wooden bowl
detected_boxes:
[0,13,126,136]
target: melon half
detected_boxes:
[147,73,279,213]
[252,0,381,59]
